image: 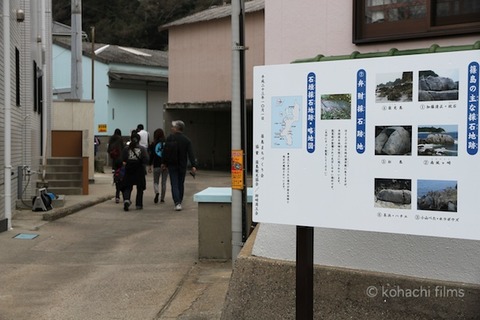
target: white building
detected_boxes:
[0,0,52,231]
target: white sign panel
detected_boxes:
[253,50,480,240]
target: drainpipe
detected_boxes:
[3,0,12,229]
[41,0,49,180]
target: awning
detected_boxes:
[108,71,168,83]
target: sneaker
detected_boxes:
[115,197,120,204]
[160,199,165,203]
[154,193,159,204]
[123,200,130,212]
[174,203,182,211]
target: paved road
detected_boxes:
[1,170,233,320]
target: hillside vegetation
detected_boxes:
[53,0,231,50]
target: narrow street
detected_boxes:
[0,171,232,320]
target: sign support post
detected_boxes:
[296,226,314,320]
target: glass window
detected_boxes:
[354,0,480,43]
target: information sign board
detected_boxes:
[253,50,480,240]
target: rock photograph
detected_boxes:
[375,126,412,155]
[375,71,413,102]
[417,125,458,156]
[418,69,459,101]
[417,179,458,212]
[320,93,351,120]
[374,178,412,209]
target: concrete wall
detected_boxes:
[222,227,480,320]
[52,100,94,181]
[247,0,480,287]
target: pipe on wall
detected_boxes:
[3,0,12,229]
[41,0,49,181]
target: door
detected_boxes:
[51,130,82,157]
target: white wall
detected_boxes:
[255,0,480,284]
[0,0,48,217]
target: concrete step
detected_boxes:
[43,165,84,173]
[45,157,83,166]
[37,157,84,196]
[46,187,83,195]
[41,172,83,180]
[36,180,82,188]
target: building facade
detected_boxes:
[222,1,480,318]
[161,0,264,170]
[0,0,52,231]
[52,25,168,170]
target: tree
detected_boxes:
[53,0,231,50]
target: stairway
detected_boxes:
[37,157,84,195]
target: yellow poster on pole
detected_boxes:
[231,150,244,190]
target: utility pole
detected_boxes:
[71,0,83,99]
[231,0,246,263]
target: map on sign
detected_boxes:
[271,96,302,148]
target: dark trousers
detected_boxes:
[122,184,144,208]
[168,165,187,205]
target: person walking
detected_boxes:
[107,128,124,203]
[148,128,168,204]
[136,124,149,149]
[121,131,149,211]
[162,120,197,211]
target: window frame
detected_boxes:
[353,0,480,44]
[15,48,20,107]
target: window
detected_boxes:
[33,62,38,112]
[15,48,20,106]
[353,0,480,43]
[33,61,43,114]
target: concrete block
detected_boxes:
[195,187,253,260]
[221,226,480,320]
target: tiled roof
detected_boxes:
[53,22,168,68]
[160,0,264,30]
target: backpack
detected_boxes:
[109,147,120,159]
[163,139,179,165]
[155,142,164,158]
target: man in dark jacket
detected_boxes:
[162,120,197,211]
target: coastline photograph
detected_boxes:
[417,125,458,156]
[375,71,413,103]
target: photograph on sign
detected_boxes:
[253,50,479,240]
